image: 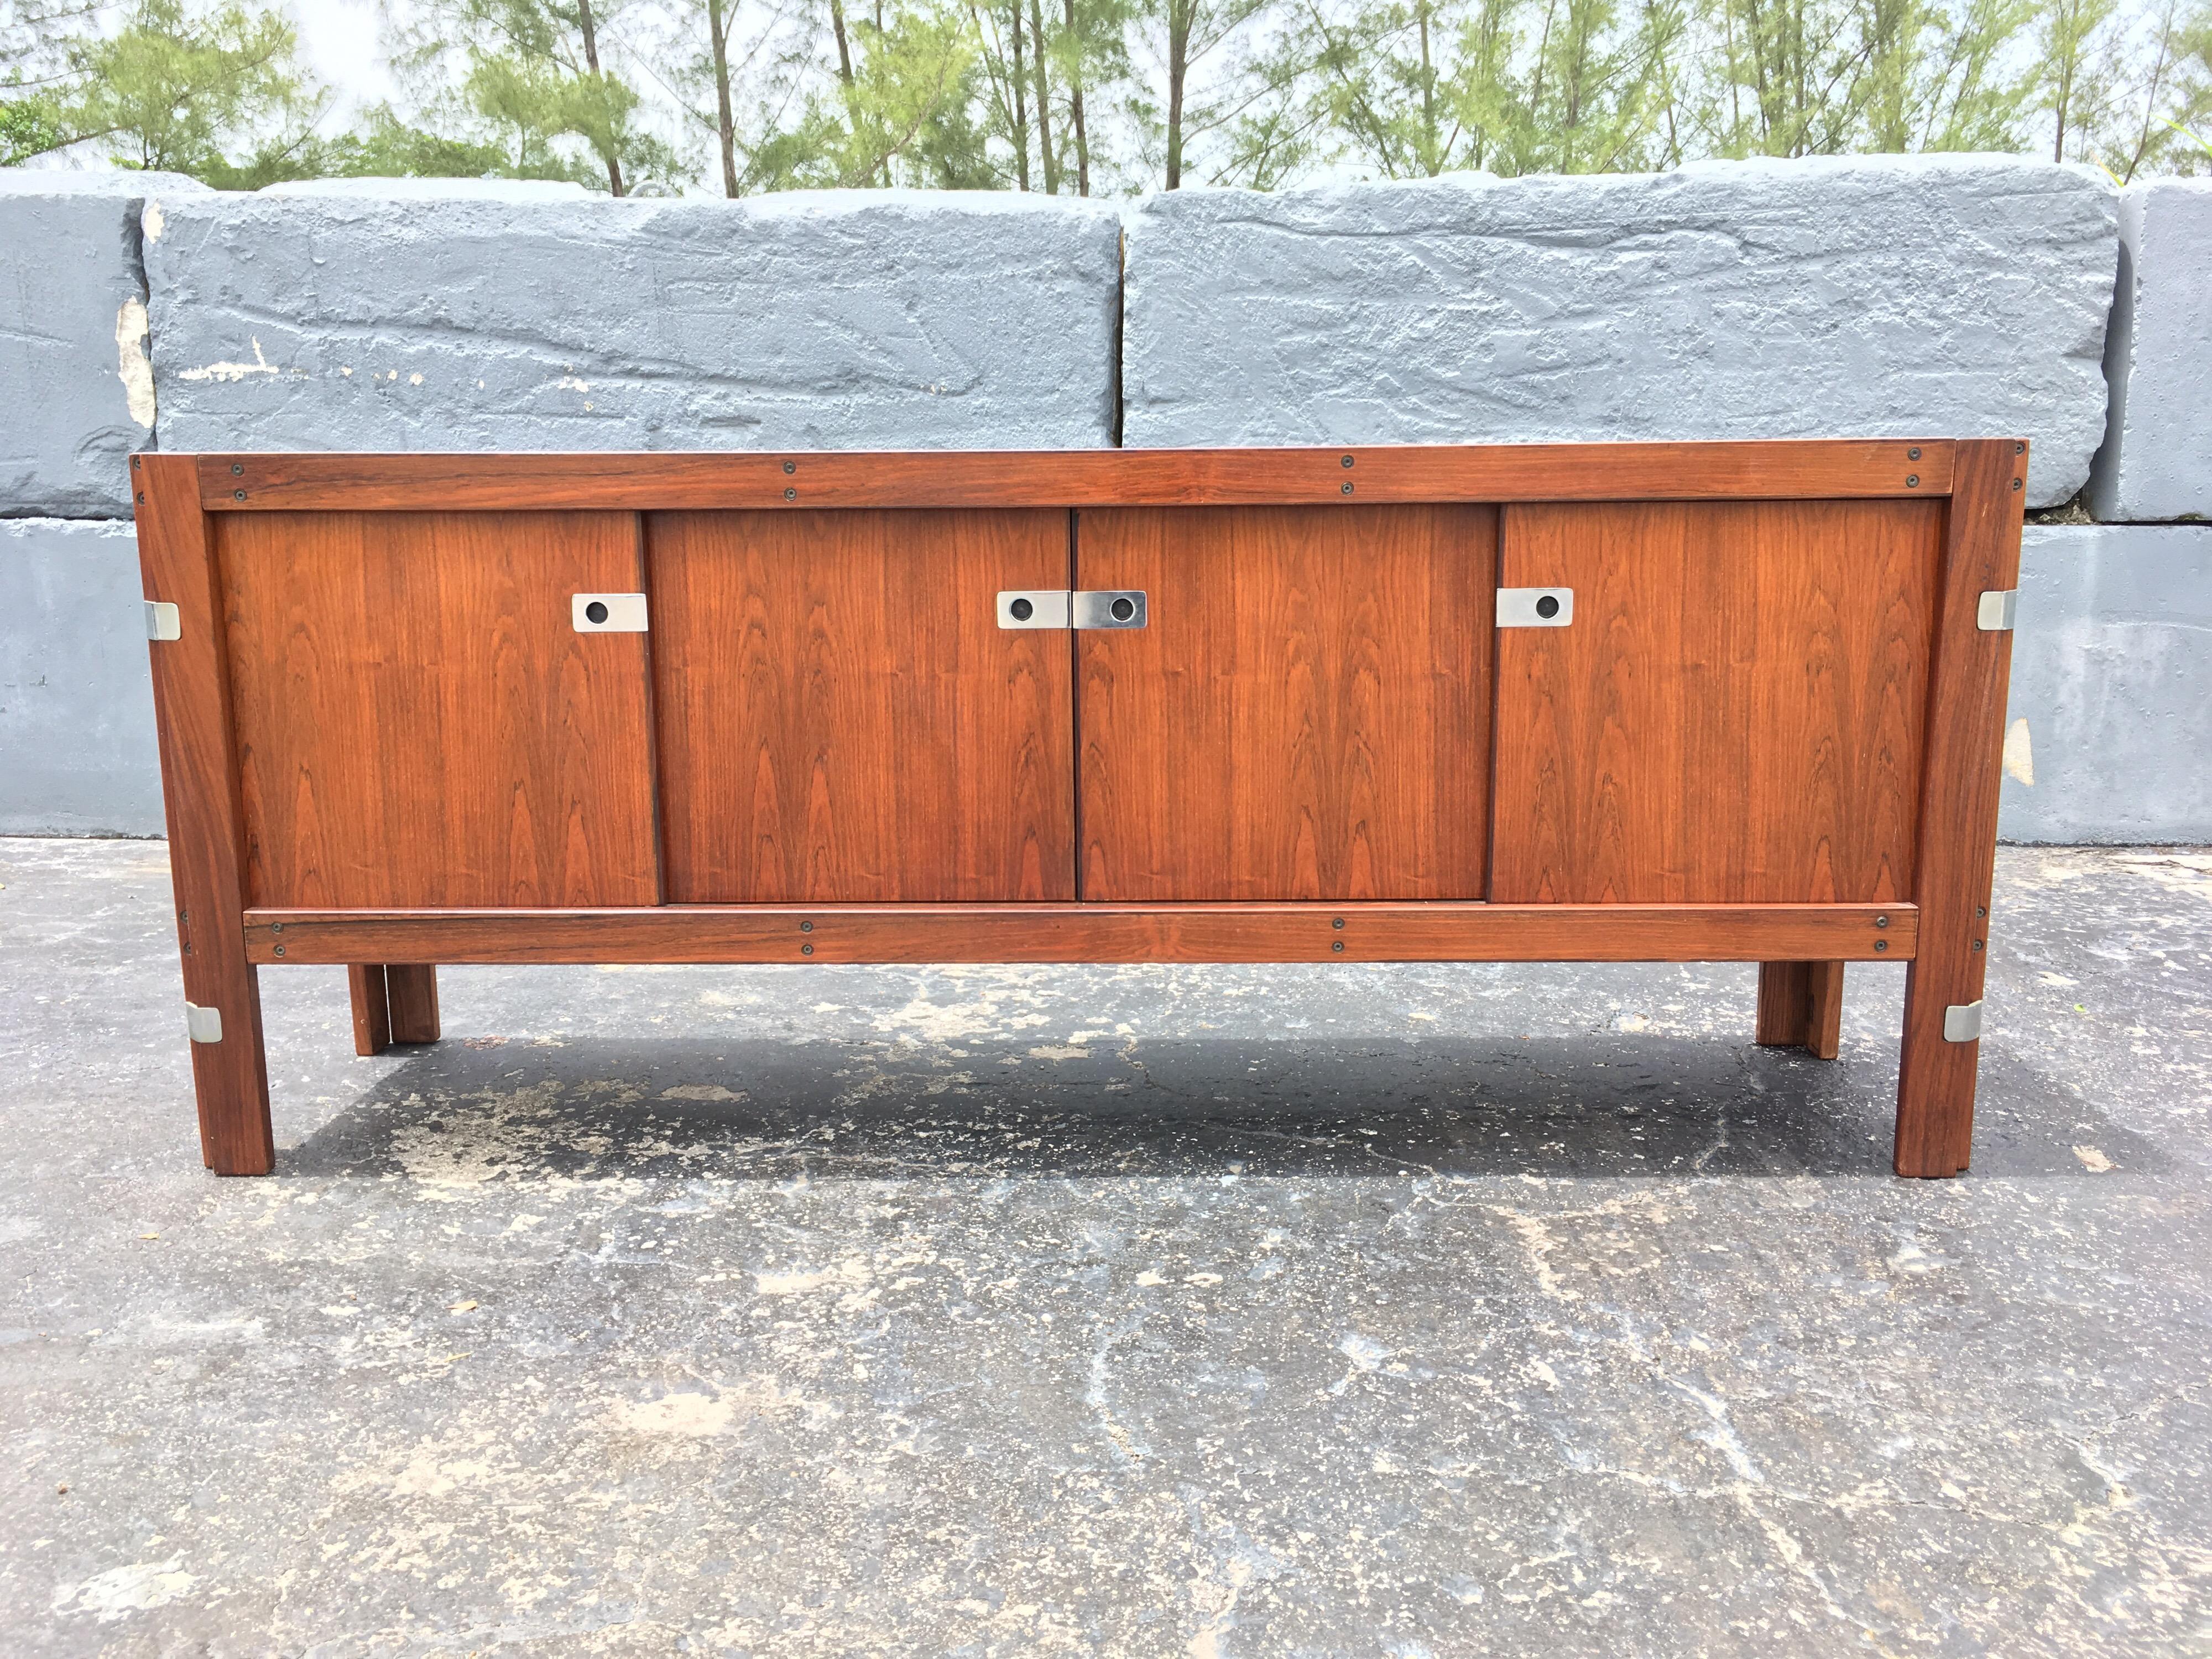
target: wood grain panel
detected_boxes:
[1895,440,2028,1177]
[1756,960,1845,1059]
[346,964,392,1055]
[199,442,1949,514]
[246,902,1914,966]
[1078,505,1495,901]
[650,509,1074,902]
[218,511,659,908]
[134,455,275,1175]
[385,964,441,1042]
[1492,500,1942,904]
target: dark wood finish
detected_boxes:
[132,441,2023,1180]
[217,510,660,908]
[385,964,441,1042]
[650,509,1074,901]
[244,902,1915,966]
[1491,499,1942,904]
[1077,505,1494,901]
[1895,441,2027,1177]
[347,964,392,1056]
[133,455,275,1175]
[199,442,1952,514]
[1756,961,1845,1060]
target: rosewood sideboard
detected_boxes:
[130,441,2026,1177]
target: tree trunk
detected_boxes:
[708,0,740,194]
[1166,0,1190,189]
[1010,0,1032,189]
[830,0,855,82]
[1065,0,1091,195]
[1030,0,1058,190]
[576,0,626,196]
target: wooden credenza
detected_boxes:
[132,441,2025,1177]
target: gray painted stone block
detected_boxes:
[2088,180,2212,523]
[260,177,590,201]
[0,518,163,836]
[1999,524,2212,844]
[144,189,1123,452]
[0,170,208,518]
[1124,156,2116,507]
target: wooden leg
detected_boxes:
[137,456,276,1176]
[1756,961,1844,1059]
[1894,440,2025,1178]
[385,966,442,1044]
[347,965,392,1056]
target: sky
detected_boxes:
[293,1,400,129]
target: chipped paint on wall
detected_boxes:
[2004,717,2035,786]
[113,299,156,430]
[176,338,279,383]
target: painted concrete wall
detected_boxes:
[2088,180,2212,523]
[0,519,164,836]
[2000,525,2212,845]
[142,188,1125,454]
[1,162,2205,844]
[0,171,206,518]
[1121,158,2119,509]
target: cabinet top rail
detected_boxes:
[187,440,1975,513]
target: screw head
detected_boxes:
[1907,447,1921,461]
[783,460,796,474]
[1875,940,1888,952]
[1331,940,1344,952]
[234,490,247,500]
[1971,939,1984,952]
[2011,478,2023,491]
[1332,917,1344,929]
[231,462,244,475]
[1906,474,1919,488]
[1340,455,1354,468]
[1976,905,1987,919]
[273,945,285,957]
[2014,441,2025,455]
[1875,915,1888,928]
[801,943,813,956]
[784,487,796,500]
[1340,482,1354,495]
[137,492,145,503]
[800,921,812,932]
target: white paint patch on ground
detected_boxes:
[53,1559,195,1622]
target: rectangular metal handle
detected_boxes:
[997,591,1148,630]
[1498,587,1573,627]
[573,593,648,632]
[1072,591,1146,630]
[997,590,1070,629]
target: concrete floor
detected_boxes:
[2,838,2209,1657]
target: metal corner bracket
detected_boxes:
[184,1001,223,1044]
[144,600,181,641]
[1942,1001,1984,1043]
[1975,590,2017,632]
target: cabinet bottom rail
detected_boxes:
[243,902,1916,966]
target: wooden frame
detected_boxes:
[135,440,2021,1179]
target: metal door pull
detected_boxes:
[573,593,648,632]
[1498,588,1573,627]
[997,591,1147,630]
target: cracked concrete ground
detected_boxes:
[3,837,2209,1657]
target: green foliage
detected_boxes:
[4,0,2211,192]
[0,0,322,176]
